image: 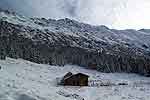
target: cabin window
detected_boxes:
[77,81,80,86]
[73,81,76,85]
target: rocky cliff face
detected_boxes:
[0,9,150,76]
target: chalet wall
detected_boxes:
[63,75,88,86]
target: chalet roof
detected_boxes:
[62,72,89,80]
[75,73,89,77]
[63,72,73,79]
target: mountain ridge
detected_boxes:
[0,9,150,76]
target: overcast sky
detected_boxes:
[0,0,150,29]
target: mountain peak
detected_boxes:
[139,29,150,33]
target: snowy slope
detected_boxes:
[0,58,150,100]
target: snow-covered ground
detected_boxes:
[0,58,150,100]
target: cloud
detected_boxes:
[114,0,150,29]
[0,0,150,29]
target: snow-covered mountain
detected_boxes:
[1,9,150,50]
[0,9,150,75]
[0,57,150,100]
